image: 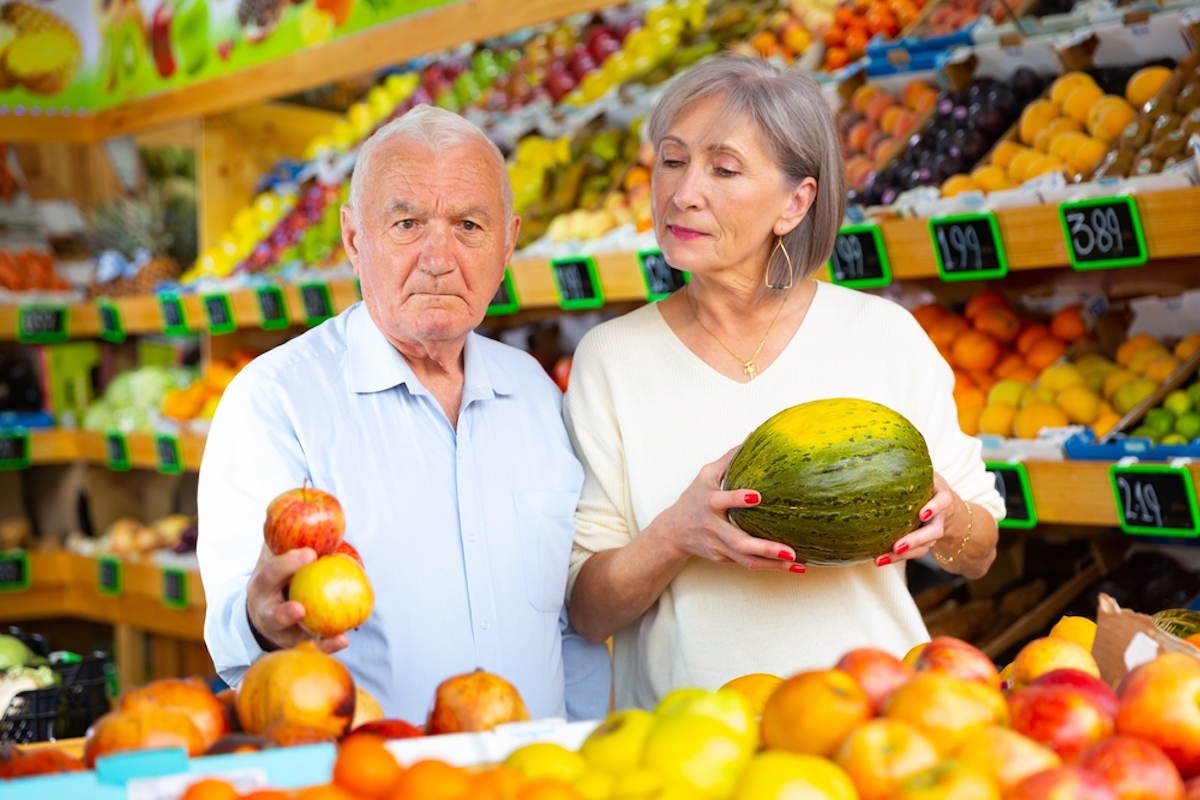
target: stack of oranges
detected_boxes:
[822,0,924,70]
[912,291,1089,437]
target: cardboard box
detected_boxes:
[1092,592,1200,685]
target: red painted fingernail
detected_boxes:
[876,555,892,567]
[790,564,806,573]
[920,509,933,522]
[745,491,761,505]
[778,550,794,561]
[896,542,910,554]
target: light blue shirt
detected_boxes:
[197,303,610,723]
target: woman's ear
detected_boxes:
[775,177,818,237]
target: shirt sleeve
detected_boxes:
[559,607,612,721]
[197,370,311,688]
[562,333,638,604]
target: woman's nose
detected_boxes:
[672,164,705,210]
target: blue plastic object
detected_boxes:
[1064,429,1200,461]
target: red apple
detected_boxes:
[1009,684,1114,762]
[915,637,1001,690]
[336,540,363,567]
[1078,736,1185,800]
[1116,653,1200,778]
[350,718,425,740]
[149,2,175,78]
[836,648,915,713]
[552,356,572,393]
[1186,776,1200,800]
[1009,766,1118,800]
[1032,669,1119,718]
[263,483,345,556]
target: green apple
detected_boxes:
[580,709,657,774]
[1144,408,1176,437]
[1176,411,1200,441]
[1164,389,1193,418]
[1131,425,1160,442]
[642,715,753,800]
[173,0,209,75]
[670,690,759,753]
[1161,433,1189,445]
[1189,382,1200,410]
[655,687,708,719]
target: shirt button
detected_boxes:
[480,619,489,630]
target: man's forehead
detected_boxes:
[365,141,501,199]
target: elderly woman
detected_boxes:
[564,54,1004,710]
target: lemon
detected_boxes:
[1048,616,1097,653]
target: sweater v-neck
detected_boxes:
[652,281,823,388]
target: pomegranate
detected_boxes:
[236,642,356,738]
[84,710,205,767]
[427,669,530,734]
[118,677,229,749]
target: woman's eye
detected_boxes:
[661,159,684,168]
[714,166,738,177]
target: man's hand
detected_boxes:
[247,544,349,653]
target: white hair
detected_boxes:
[347,104,514,233]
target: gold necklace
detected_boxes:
[685,284,789,380]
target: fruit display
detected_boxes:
[840,79,940,194]
[821,0,928,71]
[0,2,82,96]
[62,514,195,560]
[160,351,260,431]
[1092,58,1200,180]
[0,248,70,292]
[82,364,199,435]
[1083,331,1200,444]
[723,398,935,565]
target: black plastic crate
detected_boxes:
[0,657,110,744]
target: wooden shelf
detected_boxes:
[9,431,207,472]
[0,0,627,144]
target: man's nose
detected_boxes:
[417,222,456,275]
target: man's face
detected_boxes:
[342,137,520,347]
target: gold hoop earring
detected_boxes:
[766,236,794,290]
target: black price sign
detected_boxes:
[257,285,290,330]
[155,434,183,475]
[1059,196,1148,270]
[930,213,1008,281]
[1110,464,1200,537]
[158,293,189,336]
[105,431,130,472]
[828,225,891,289]
[487,270,520,316]
[17,305,69,344]
[0,550,29,593]
[550,256,604,310]
[203,293,236,335]
[986,461,1037,529]
[638,250,688,301]
[0,429,30,470]
[162,567,188,609]
[97,556,122,596]
[300,283,333,326]
[96,299,125,343]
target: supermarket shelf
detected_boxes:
[0,0,628,144]
[13,431,207,472]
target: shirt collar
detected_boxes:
[348,303,518,398]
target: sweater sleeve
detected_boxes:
[562,329,637,604]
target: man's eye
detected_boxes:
[462,220,478,231]
[397,219,415,229]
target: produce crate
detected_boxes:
[0,657,111,744]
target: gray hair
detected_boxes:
[347,104,514,235]
[647,54,846,284]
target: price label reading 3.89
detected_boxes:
[1059,196,1147,270]
[1110,464,1200,537]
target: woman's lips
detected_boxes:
[667,224,707,241]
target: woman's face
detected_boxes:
[652,94,805,279]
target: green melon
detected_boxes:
[1151,608,1200,640]
[723,398,935,566]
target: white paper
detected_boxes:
[1123,630,1162,672]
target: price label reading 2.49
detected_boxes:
[930,213,1008,281]
[1110,464,1200,537]
[827,226,891,289]
[1059,196,1147,270]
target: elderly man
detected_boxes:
[197,105,610,723]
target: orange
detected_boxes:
[952,331,1002,372]
[912,303,948,331]
[1185,633,1200,648]
[1144,356,1181,382]
[952,369,976,394]
[964,290,1009,321]
[1102,369,1137,400]
[471,766,526,800]
[1015,324,1051,356]
[979,403,1017,437]
[295,785,358,800]
[1024,337,1068,371]
[825,47,851,70]
[333,734,403,799]
[515,778,586,800]
[994,353,1027,379]
[180,779,239,800]
[1128,344,1171,375]
[941,175,981,197]
[1174,333,1200,361]
[928,315,970,350]
[1049,306,1087,342]
[1050,72,1096,106]
[1125,66,1171,109]
[954,385,988,410]
[1115,333,1160,367]
[959,406,983,435]
[1008,366,1039,386]
[1091,410,1122,438]
[991,141,1024,169]
[973,306,1021,344]
[969,371,997,393]
[242,793,290,800]
[392,760,473,800]
[1013,402,1069,439]
[721,673,785,717]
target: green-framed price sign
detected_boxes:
[162,568,189,609]
[986,461,1037,530]
[550,256,604,310]
[154,434,183,475]
[96,299,125,343]
[299,283,334,326]
[256,285,290,330]
[638,250,688,301]
[486,270,520,316]
[17,305,70,344]
[97,556,123,597]
[1109,463,1200,537]
[158,293,190,336]
[828,225,891,289]
[930,212,1008,281]
[1059,196,1148,270]
[0,429,31,471]
[202,293,236,335]
[104,431,131,472]
[0,550,30,593]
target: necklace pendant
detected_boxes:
[744,361,758,380]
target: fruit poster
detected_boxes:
[0,0,461,115]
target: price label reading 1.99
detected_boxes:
[828,226,891,289]
[550,257,604,311]
[930,213,1008,281]
[1059,196,1148,270]
[1110,464,1200,537]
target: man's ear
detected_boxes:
[502,213,522,265]
[341,205,361,276]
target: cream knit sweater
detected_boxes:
[564,281,1005,710]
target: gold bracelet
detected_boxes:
[933,501,972,565]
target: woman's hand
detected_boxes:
[877,472,960,566]
[655,448,804,573]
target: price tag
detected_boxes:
[486,270,520,316]
[986,461,1037,529]
[202,293,236,335]
[0,550,29,593]
[638,250,688,301]
[299,283,333,326]
[353,278,362,300]
[828,225,891,289]
[256,285,290,330]
[104,431,130,472]
[96,299,125,343]
[158,293,189,336]
[17,305,69,344]
[97,556,122,597]
[1110,463,1200,537]
[930,213,1008,281]
[154,434,183,475]
[0,429,30,470]
[550,256,604,310]
[1059,196,1148,270]
[162,567,189,609]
